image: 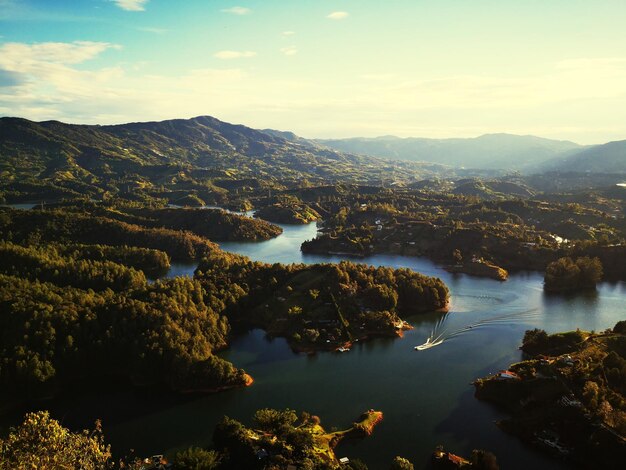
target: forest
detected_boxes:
[1,116,624,469]
[474,322,626,468]
[0,205,448,409]
[0,408,502,470]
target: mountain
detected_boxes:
[0,116,445,204]
[314,133,584,170]
[542,140,626,174]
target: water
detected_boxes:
[11,221,626,469]
[1,203,38,210]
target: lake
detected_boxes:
[10,220,626,469]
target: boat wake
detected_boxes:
[414,308,540,351]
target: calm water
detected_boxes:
[9,221,626,469]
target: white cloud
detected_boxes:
[0,41,118,66]
[282,31,295,37]
[280,46,298,56]
[327,11,349,20]
[2,42,625,144]
[221,6,251,15]
[113,0,148,11]
[137,26,167,34]
[214,50,256,59]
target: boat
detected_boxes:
[337,347,350,353]
[414,335,444,351]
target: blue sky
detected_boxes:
[1,0,626,143]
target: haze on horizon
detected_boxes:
[1,0,626,145]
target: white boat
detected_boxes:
[414,335,444,350]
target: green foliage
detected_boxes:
[255,203,320,225]
[0,274,245,398]
[614,320,626,335]
[173,447,221,470]
[122,207,282,242]
[0,208,217,262]
[544,256,603,292]
[345,459,369,470]
[195,252,448,348]
[0,241,147,291]
[389,456,414,470]
[253,408,298,435]
[521,328,585,355]
[0,411,112,470]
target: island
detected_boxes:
[255,202,321,224]
[196,252,450,353]
[544,256,603,293]
[0,204,450,411]
[212,408,384,469]
[0,408,387,469]
[473,323,626,468]
[445,256,508,281]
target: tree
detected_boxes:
[345,458,369,469]
[173,447,221,470]
[288,306,303,316]
[0,411,112,470]
[390,456,414,470]
[544,256,603,292]
[252,408,298,435]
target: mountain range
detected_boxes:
[0,116,450,204]
[1,116,624,203]
[270,130,626,174]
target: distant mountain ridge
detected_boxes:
[539,139,626,174]
[0,115,447,204]
[312,133,585,170]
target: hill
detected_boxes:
[0,116,436,205]
[542,139,626,174]
[315,133,583,170]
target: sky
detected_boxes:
[1,0,626,144]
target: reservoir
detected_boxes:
[11,220,626,469]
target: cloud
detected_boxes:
[214,50,256,59]
[137,26,168,34]
[113,0,148,12]
[280,46,298,56]
[327,11,349,20]
[282,31,295,37]
[0,41,119,65]
[221,6,251,15]
[2,42,625,144]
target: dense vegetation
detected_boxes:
[0,408,425,470]
[0,204,448,408]
[196,251,449,350]
[296,185,625,280]
[0,411,112,470]
[0,241,148,291]
[0,116,436,208]
[255,202,321,224]
[475,323,626,468]
[0,273,246,401]
[543,256,603,292]
[2,113,625,469]
[0,208,218,262]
